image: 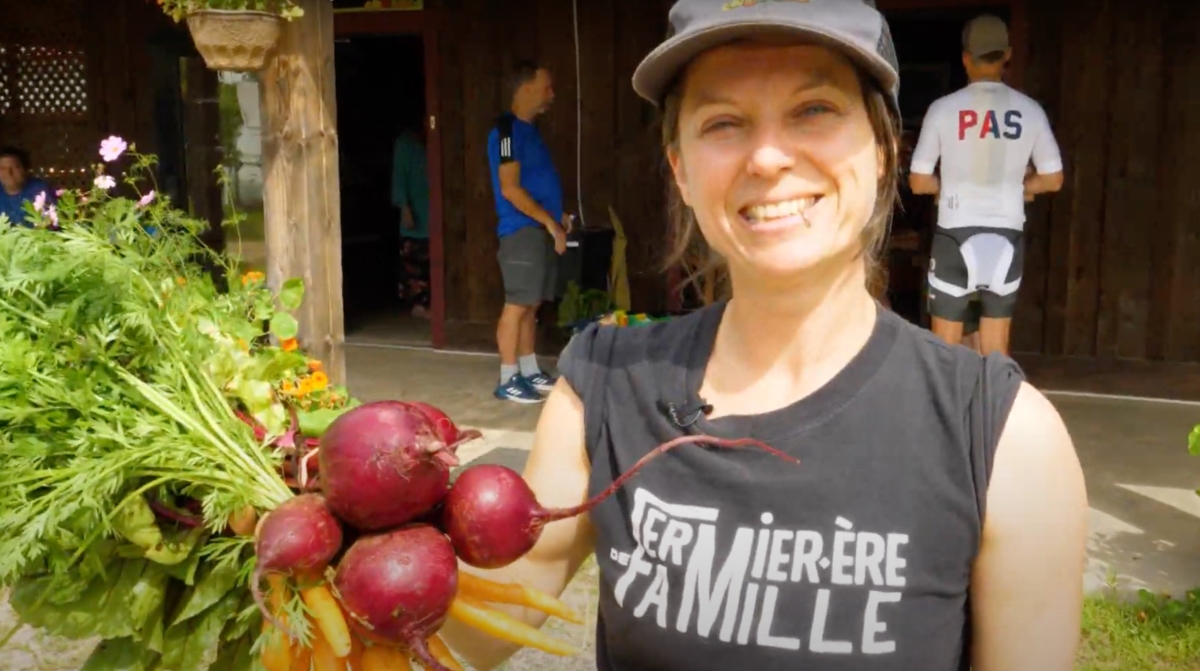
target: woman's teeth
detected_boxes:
[742,197,819,223]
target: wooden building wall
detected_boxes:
[14,0,1197,363]
[1015,0,1200,362]
[430,0,1200,362]
[0,0,180,190]
[1,0,225,245]
[431,0,676,324]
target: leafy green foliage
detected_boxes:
[0,140,341,669]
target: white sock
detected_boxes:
[518,354,541,377]
[500,364,519,384]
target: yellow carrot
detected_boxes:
[426,634,465,671]
[448,596,579,657]
[301,583,353,658]
[457,572,582,624]
[261,621,293,671]
[361,644,413,671]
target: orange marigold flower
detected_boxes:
[281,337,299,352]
[175,276,186,286]
[298,378,314,396]
[307,360,323,372]
[309,371,329,391]
[241,270,265,286]
[281,379,295,394]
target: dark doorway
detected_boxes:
[881,6,1012,326]
[334,33,430,344]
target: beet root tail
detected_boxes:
[431,447,460,470]
[448,428,483,453]
[408,637,454,671]
[537,434,799,524]
[250,567,288,632]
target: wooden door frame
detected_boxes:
[334,9,448,349]
[876,0,1028,89]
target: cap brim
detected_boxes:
[632,21,898,108]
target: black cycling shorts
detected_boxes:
[926,226,1024,322]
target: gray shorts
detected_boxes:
[498,225,557,306]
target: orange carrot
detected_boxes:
[361,644,413,671]
[229,505,258,536]
[290,641,313,671]
[301,583,353,658]
[261,621,293,671]
[449,596,579,656]
[344,635,365,671]
[426,634,465,671]
[457,572,582,624]
[311,625,342,671]
[262,576,297,671]
[268,575,289,614]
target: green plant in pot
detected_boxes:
[156,0,305,73]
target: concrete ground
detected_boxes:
[4,343,1199,671]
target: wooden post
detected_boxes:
[260,0,346,384]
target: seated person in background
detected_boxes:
[0,146,55,227]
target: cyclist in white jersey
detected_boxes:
[909,14,1063,355]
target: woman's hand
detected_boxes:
[970,382,1088,671]
[437,379,596,670]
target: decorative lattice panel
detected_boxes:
[0,46,10,116]
[14,45,89,116]
[0,0,95,192]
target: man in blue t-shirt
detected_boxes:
[486,60,571,404]
[0,146,55,227]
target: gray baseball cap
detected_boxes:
[632,0,900,109]
[962,14,1009,58]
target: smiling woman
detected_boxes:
[660,40,901,300]
[436,2,1089,671]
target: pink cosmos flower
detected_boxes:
[55,188,66,197]
[99,136,127,163]
[137,190,156,208]
[46,205,58,227]
[32,191,46,213]
[94,175,116,190]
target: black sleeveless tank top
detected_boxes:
[556,301,1024,671]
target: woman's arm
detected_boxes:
[438,379,597,670]
[971,382,1088,671]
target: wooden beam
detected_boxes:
[261,0,347,384]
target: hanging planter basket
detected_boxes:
[186,10,283,72]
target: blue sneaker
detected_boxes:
[494,375,544,404]
[524,371,557,394]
